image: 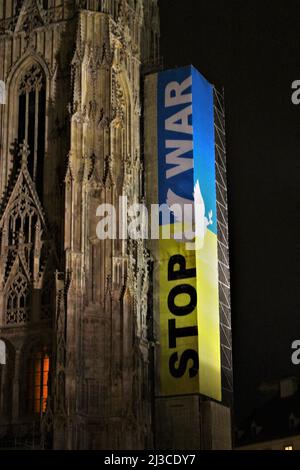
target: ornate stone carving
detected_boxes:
[0,0,161,450]
[19,63,44,94]
[0,141,56,327]
[111,69,126,128]
[15,0,45,34]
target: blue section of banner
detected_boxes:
[157,66,194,225]
[192,67,217,235]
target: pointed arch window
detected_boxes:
[18,64,46,201]
[6,271,30,325]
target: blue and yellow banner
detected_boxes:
[146,65,221,401]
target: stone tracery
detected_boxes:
[0,0,160,450]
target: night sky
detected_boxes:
[159,0,300,425]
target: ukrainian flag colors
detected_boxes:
[146,65,221,402]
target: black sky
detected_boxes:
[159,0,300,424]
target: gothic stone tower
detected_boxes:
[0,0,159,450]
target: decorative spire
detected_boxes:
[15,0,45,34]
[19,140,30,168]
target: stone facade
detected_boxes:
[0,0,159,450]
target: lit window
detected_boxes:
[27,347,50,414]
[284,445,293,451]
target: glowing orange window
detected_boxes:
[27,348,50,414]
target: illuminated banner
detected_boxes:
[147,65,221,401]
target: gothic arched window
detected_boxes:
[27,345,50,415]
[18,64,46,200]
[6,272,30,325]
